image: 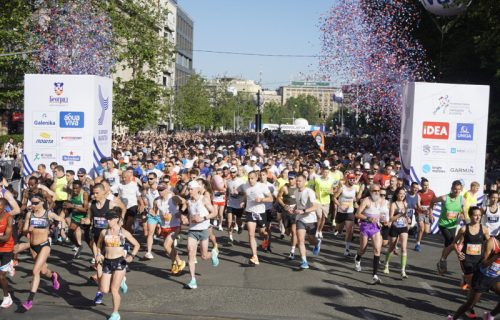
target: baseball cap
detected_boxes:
[235,141,241,145]
[188,180,201,189]
[179,169,188,175]
[323,160,331,169]
[288,171,297,179]
[77,168,86,175]
[346,173,356,179]
[363,162,371,170]
[229,166,237,173]
[250,155,257,161]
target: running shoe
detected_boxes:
[229,233,234,244]
[234,224,239,232]
[447,316,454,320]
[12,259,18,267]
[238,225,243,234]
[333,230,339,237]
[186,278,198,289]
[300,260,309,269]
[177,260,186,273]
[265,245,273,253]
[120,278,128,294]
[52,272,60,290]
[464,308,476,319]
[0,294,12,309]
[218,224,223,231]
[354,257,362,272]
[94,291,104,305]
[73,246,82,259]
[344,249,351,257]
[72,245,78,252]
[7,263,15,277]
[91,257,96,264]
[383,265,390,274]
[414,244,421,252]
[249,256,260,265]
[483,311,495,320]
[108,312,121,320]
[313,239,322,256]
[437,260,446,275]
[371,275,382,285]
[401,270,408,279]
[211,248,220,267]
[144,252,154,260]
[288,251,295,260]
[22,300,33,311]
[173,239,178,248]
[280,233,285,240]
[171,261,179,275]
[261,239,269,250]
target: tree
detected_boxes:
[284,95,321,124]
[0,1,32,109]
[262,101,285,124]
[101,0,174,131]
[174,75,213,129]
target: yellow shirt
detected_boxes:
[463,191,478,220]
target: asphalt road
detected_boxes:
[1,226,498,320]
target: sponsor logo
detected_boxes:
[422,121,449,140]
[422,163,446,175]
[450,166,474,175]
[432,94,471,116]
[34,131,55,145]
[60,136,83,141]
[422,144,447,157]
[59,112,84,128]
[422,164,431,174]
[62,151,81,163]
[49,82,69,104]
[450,145,477,157]
[33,112,57,127]
[33,152,56,161]
[456,123,474,141]
[433,95,450,115]
[97,85,109,125]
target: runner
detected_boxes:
[242,171,273,265]
[226,166,245,243]
[197,178,219,252]
[0,198,14,308]
[182,180,219,289]
[118,171,144,233]
[211,167,227,231]
[433,180,465,275]
[277,171,298,259]
[384,187,411,279]
[143,172,160,260]
[95,208,140,320]
[334,173,358,257]
[259,168,276,252]
[483,190,500,237]
[416,177,436,252]
[21,194,65,311]
[64,180,89,259]
[311,165,334,239]
[354,184,384,285]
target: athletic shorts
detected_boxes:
[359,222,380,238]
[188,229,209,241]
[125,205,139,219]
[161,226,180,238]
[472,271,500,293]
[296,220,316,235]
[461,256,482,275]
[227,207,243,218]
[30,240,51,255]
[417,214,430,224]
[245,211,267,228]
[335,212,354,224]
[381,225,390,241]
[317,204,330,217]
[147,213,161,225]
[0,252,13,269]
[439,226,456,247]
[389,225,408,238]
[103,257,127,274]
[283,213,297,229]
[265,209,273,223]
[213,200,226,207]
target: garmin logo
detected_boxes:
[450,166,474,174]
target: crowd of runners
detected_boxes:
[0,131,499,320]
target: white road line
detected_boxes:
[333,284,354,299]
[419,281,437,296]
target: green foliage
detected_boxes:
[0,134,23,145]
[174,75,213,129]
[262,102,285,124]
[0,1,32,109]
[284,95,320,124]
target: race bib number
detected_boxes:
[105,235,122,247]
[488,216,499,223]
[406,209,415,219]
[395,217,407,228]
[446,211,459,220]
[30,217,48,228]
[466,244,482,256]
[94,217,108,229]
[162,213,172,222]
[341,201,353,208]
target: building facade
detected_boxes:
[175,6,194,89]
[280,81,340,117]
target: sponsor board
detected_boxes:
[59,131,84,146]
[449,164,475,175]
[33,150,57,162]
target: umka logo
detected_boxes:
[456,123,474,141]
[49,82,69,104]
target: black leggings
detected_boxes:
[439,226,456,247]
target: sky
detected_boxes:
[178,0,334,90]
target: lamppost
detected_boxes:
[253,90,264,143]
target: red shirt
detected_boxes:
[419,189,436,207]
[0,212,14,253]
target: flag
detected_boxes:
[312,130,325,152]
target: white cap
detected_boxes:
[198,144,204,150]
[364,162,371,170]
[188,181,201,189]
[250,155,257,161]
[323,160,331,168]
[230,166,238,173]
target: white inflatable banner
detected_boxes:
[400,82,490,233]
[24,74,112,178]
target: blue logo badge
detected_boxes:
[422,164,431,174]
[60,112,84,128]
[456,123,473,141]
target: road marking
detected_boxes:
[419,281,437,296]
[333,284,354,298]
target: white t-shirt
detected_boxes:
[227,177,245,209]
[244,182,270,214]
[157,194,180,229]
[118,182,141,209]
[264,182,277,211]
[244,164,260,174]
[294,188,317,224]
[188,197,210,230]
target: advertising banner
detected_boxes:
[400,82,490,233]
[24,74,112,178]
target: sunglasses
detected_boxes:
[371,190,381,193]
[31,201,41,205]
[148,178,155,180]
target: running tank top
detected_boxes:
[338,186,356,213]
[157,195,180,229]
[364,199,381,224]
[0,213,14,252]
[406,192,418,219]
[283,186,297,207]
[70,191,85,221]
[104,228,125,248]
[91,199,110,229]
[29,210,50,229]
[484,206,500,236]
[480,238,500,278]
[439,195,462,229]
[461,224,485,257]
[145,188,160,212]
[394,202,408,228]
[105,169,120,193]
[54,176,68,201]
[188,197,210,231]
[315,177,333,205]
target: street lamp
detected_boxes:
[253,90,264,142]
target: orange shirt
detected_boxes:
[0,212,14,253]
